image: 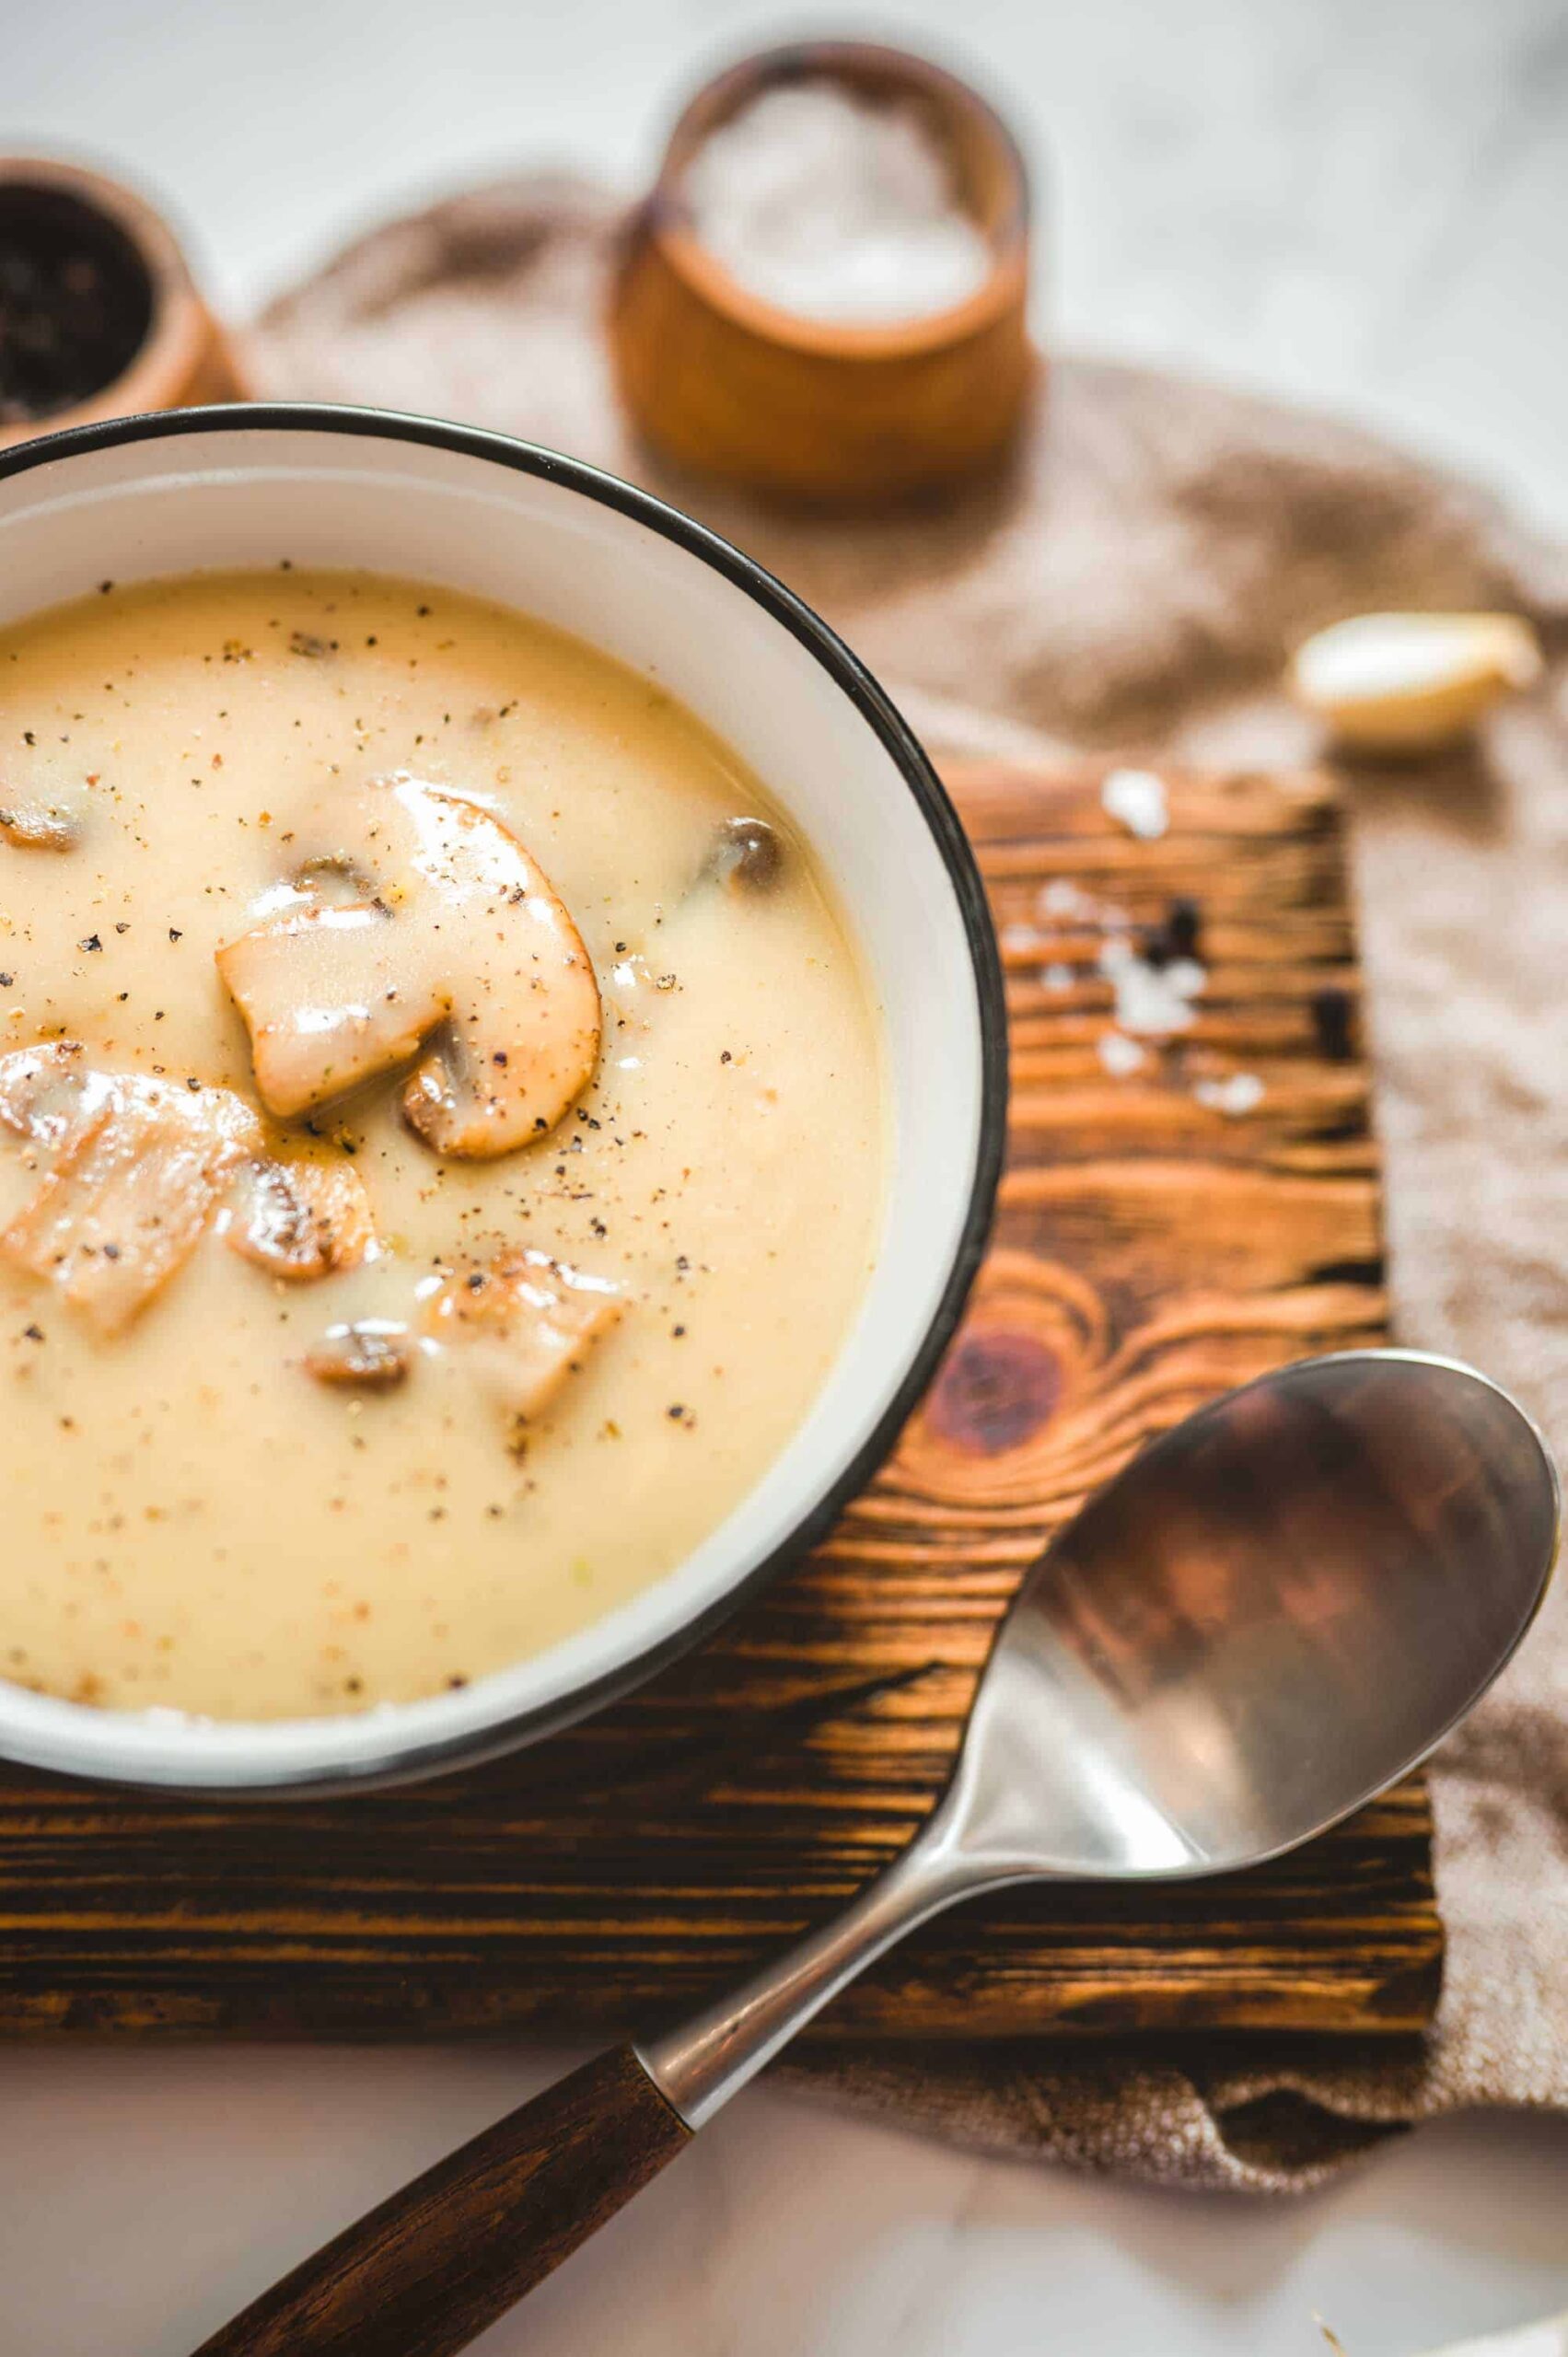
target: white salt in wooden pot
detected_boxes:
[610,41,1036,503]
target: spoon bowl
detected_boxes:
[194,1349,1558,2357]
[947,1348,1560,1883]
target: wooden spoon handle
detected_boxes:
[192,2044,691,2357]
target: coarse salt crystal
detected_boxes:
[684,81,992,326]
[1000,921,1044,955]
[1099,935,1204,1036]
[1098,1031,1146,1077]
[1040,962,1074,992]
[1193,1072,1264,1117]
[1100,767,1169,840]
[1039,879,1098,922]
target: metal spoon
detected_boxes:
[196,1349,1559,2357]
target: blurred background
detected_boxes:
[5,8,1568,2356]
[9,0,1567,521]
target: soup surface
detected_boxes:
[0,570,883,1718]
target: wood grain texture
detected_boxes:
[192,2044,690,2356]
[0,760,1440,2043]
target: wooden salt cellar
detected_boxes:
[0,156,244,450]
[610,42,1035,504]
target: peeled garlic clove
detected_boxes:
[1289,612,1543,752]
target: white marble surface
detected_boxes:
[5,3,1568,2351]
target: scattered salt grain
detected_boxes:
[1100,767,1169,840]
[1193,1072,1264,1117]
[1099,934,1205,1037]
[684,80,992,326]
[1000,921,1045,955]
[1098,1031,1147,1078]
[1040,961,1074,992]
[1039,878,1099,922]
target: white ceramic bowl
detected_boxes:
[0,404,1007,1793]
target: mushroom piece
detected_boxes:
[703,815,781,894]
[422,1248,622,1434]
[0,1041,113,1149]
[226,1155,378,1282]
[0,1068,261,1335]
[304,1320,412,1389]
[0,796,81,851]
[216,773,601,1156]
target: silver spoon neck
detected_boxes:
[636,1791,988,2129]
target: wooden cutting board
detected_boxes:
[0,759,1439,2044]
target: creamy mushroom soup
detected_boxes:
[0,570,884,1718]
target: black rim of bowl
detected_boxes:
[0,401,1011,1794]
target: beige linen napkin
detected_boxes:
[250,174,1568,2194]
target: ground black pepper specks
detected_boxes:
[0,186,154,424]
[1312,984,1356,1061]
[1142,894,1202,969]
